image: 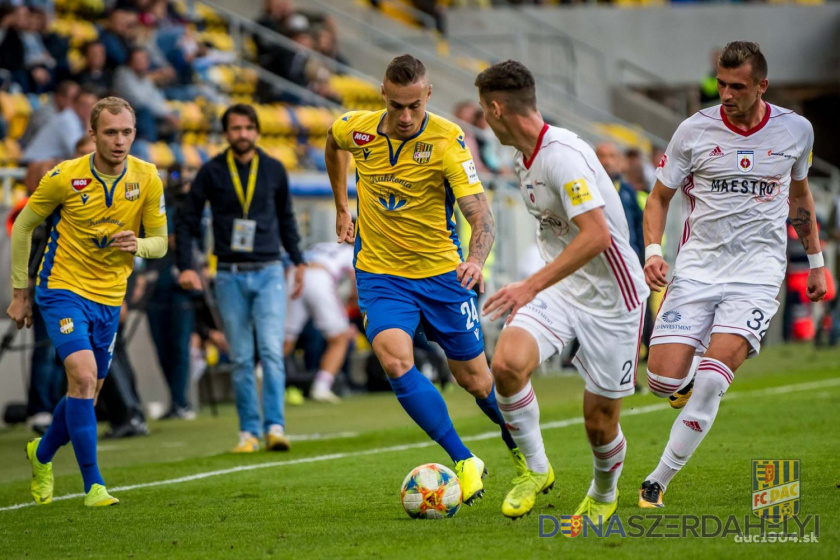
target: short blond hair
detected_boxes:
[90,97,136,131]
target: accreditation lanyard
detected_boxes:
[226,148,259,219]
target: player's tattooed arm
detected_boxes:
[789,177,819,253]
[458,193,495,266]
[790,207,813,251]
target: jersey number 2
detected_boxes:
[460,300,479,331]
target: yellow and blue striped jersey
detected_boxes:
[28,153,167,306]
[332,110,484,279]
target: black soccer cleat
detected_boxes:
[638,480,665,508]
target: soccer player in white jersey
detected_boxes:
[638,41,826,508]
[475,60,649,520]
[284,242,355,402]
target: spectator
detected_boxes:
[112,47,179,141]
[20,79,79,149]
[0,5,52,93]
[473,107,510,174]
[72,41,113,97]
[313,25,349,69]
[596,141,644,263]
[29,6,69,83]
[21,86,97,164]
[255,0,295,58]
[452,101,489,176]
[99,8,139,68]
[623,147,647,194]
[176,104,306,453]
[144,163,197,420]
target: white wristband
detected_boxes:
[807,252,825,269]
[645,244,663,262]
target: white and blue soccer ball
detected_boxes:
[400,463,462,519]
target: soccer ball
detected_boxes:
[400,463,462,519]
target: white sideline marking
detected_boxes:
[2,377,838,513]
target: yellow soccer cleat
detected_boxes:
[84,484,119,507]
[265,426,291,452]
[501,465,555,519]
[669,379,694,409]
[639,480,665,508]
[509,447,527,478]
[232,432,260,453]
[285,386,305,406]
[26,438,54,505]
[570,492,618,530]
[454,455,487,506]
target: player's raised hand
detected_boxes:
[7,289,33,329]
[806,267,827,302]
[112,230,137,253]
[456,258,484,294]
[482,281,537,324]
[644,255,669,292]
[336,209,355,244]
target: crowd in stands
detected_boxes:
[0,0,371,176]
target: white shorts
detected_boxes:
[650,276,780,357]
[507,286,645,399]
[285,267,349,340]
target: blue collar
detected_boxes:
[89,153,128,208]
[377,112,429,166]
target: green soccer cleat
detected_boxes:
[454,455,487,506]
[501,465,555,519]
[509,447,527,478]
[85,484,119,507]
[26,438,53,505]
[570,491,618,530]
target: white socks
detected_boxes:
[495,381,550,473]
[312,370,335,393]
[648,358,733,491]
[588,427,626,503]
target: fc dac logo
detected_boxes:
[752,459,800,522]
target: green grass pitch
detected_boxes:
[0,343,838,559]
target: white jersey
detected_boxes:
[656,102,813,287]
[514,124,649,316]
[305,242,355,281]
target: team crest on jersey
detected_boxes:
[657,154,668,169]
[752,460,800,522]
[59,318,74,334]
[352,131,375,147]
[524,183,536,203]
[125,182,140,201]
[71,178,92,192]
[413,142,433,164]
[737,150,754,173]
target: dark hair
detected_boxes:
[82,40,103,54]
[384,54,427,86]
[474,60,537,115]
[55,80,79,97]
[221,103,260,132]
[719,41,768,82]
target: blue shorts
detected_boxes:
[356,270,485,361]
[35,287,121,379]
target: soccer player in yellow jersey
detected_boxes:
[6,97,168,507]
[326,54,521,505]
